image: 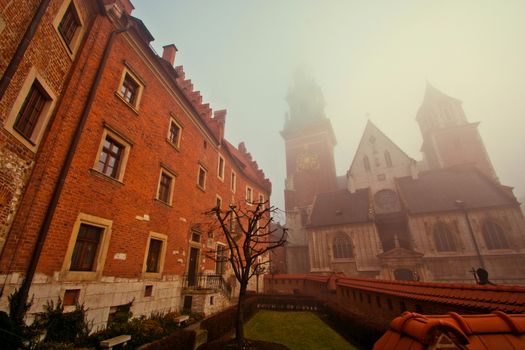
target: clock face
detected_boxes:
[374,189,398,210]
[296,151,320,171]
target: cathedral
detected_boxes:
[281,78,525,285]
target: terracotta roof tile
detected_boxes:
[374,312,525,350]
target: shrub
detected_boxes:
[33,299,90,344]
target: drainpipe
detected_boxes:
[14,19,130,321]
[455,200,486,269]
[0,0,51,100]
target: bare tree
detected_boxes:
[206,201,286,345]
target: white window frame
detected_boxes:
[216,195,222,209]
[246,186,253,204]
[217,154,225,181]
[60,213,113,281]
[231,171,237,193]
[156,168,176,205]
[197,164,207,190]
[167,116,182,149]
[4,68,57,152]
[142,232,168,278]
[92,127,132,183]
[116,66,145,111]
[52,0,85,58]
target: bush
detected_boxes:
[33,299,90,344]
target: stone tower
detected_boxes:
[281,73,337,273]
[417,83,497,179]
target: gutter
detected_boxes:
[0,0,51,100]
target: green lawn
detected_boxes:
[244,310,358,350]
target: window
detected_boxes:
[63,289,80,306]
[121,74,139,104]
[167,118,182,148]
[482,220,509,249]
[58,2,80,47]
[143,232,167,276]
[246,186,253,204]
[217,155,225,180]
[197,165,207,190]
[93,128,131,182]
[216,195,222,209]
[144,285,153,297]
[433,222,457,252]
[157,169,175,205]
[231,172,236,193]
[332,233,353,259]
[146,239,163,273]
[13,81,50,141]
[363,156,371,172]
[70,223,103,271]
[117,68,144,109]
[98,136,124,178]
[384,151,393,168]
[215,244,227,275]
[259,194,264,205]
[62,214,112,280]
[191,230,201,243]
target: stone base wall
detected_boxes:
[0,273,183,330]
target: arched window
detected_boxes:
[363,156,371,172]
[384,151,393,168]
[433,222,456,252]
[333,234,353,259]
[482,220,509,249]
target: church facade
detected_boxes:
[282,80,525,285]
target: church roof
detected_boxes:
[396,166,517,214]
[309,188,370,227]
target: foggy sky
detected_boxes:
[133,1,525,213]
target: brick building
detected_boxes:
[282,78,525,284]
[0,0,271,328]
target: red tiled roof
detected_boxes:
[337,277,525,313]
[374,311,525,350]
[266,274,330,283]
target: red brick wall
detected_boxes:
[0,6,271,284]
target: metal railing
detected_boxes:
[183,274,233,298]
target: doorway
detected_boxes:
[187,247,199,287]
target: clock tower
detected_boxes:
[281,74,337,273]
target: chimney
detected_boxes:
[162,44,178,66]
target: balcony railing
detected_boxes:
[183,274,232,298]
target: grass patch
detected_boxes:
[244,310,358,350]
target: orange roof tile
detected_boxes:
[374,312,525,350]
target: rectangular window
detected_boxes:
[144,285,153,297]
[231,171,236,193]
[216,195,222,209]
[168,119,181,147]
[63,289,80,306]
[246,186,253,204]
[58,2,80,47]
[120,73,139,105]
[215,244,227,275]
[70,224,103,271]
[191,230,201,243]
[13,81,50,141]
[157,170,175,205]
[217,155,225,180]
[259,194,264,205]
[98,136,124,179]
[146,238,163,273]
[198,166,207,190]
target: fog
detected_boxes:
[133,0,525,212]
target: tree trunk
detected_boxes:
[235,282,247,345]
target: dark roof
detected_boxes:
[336,175,347,190]
[397,166,517,214]
[309,189,370,227]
